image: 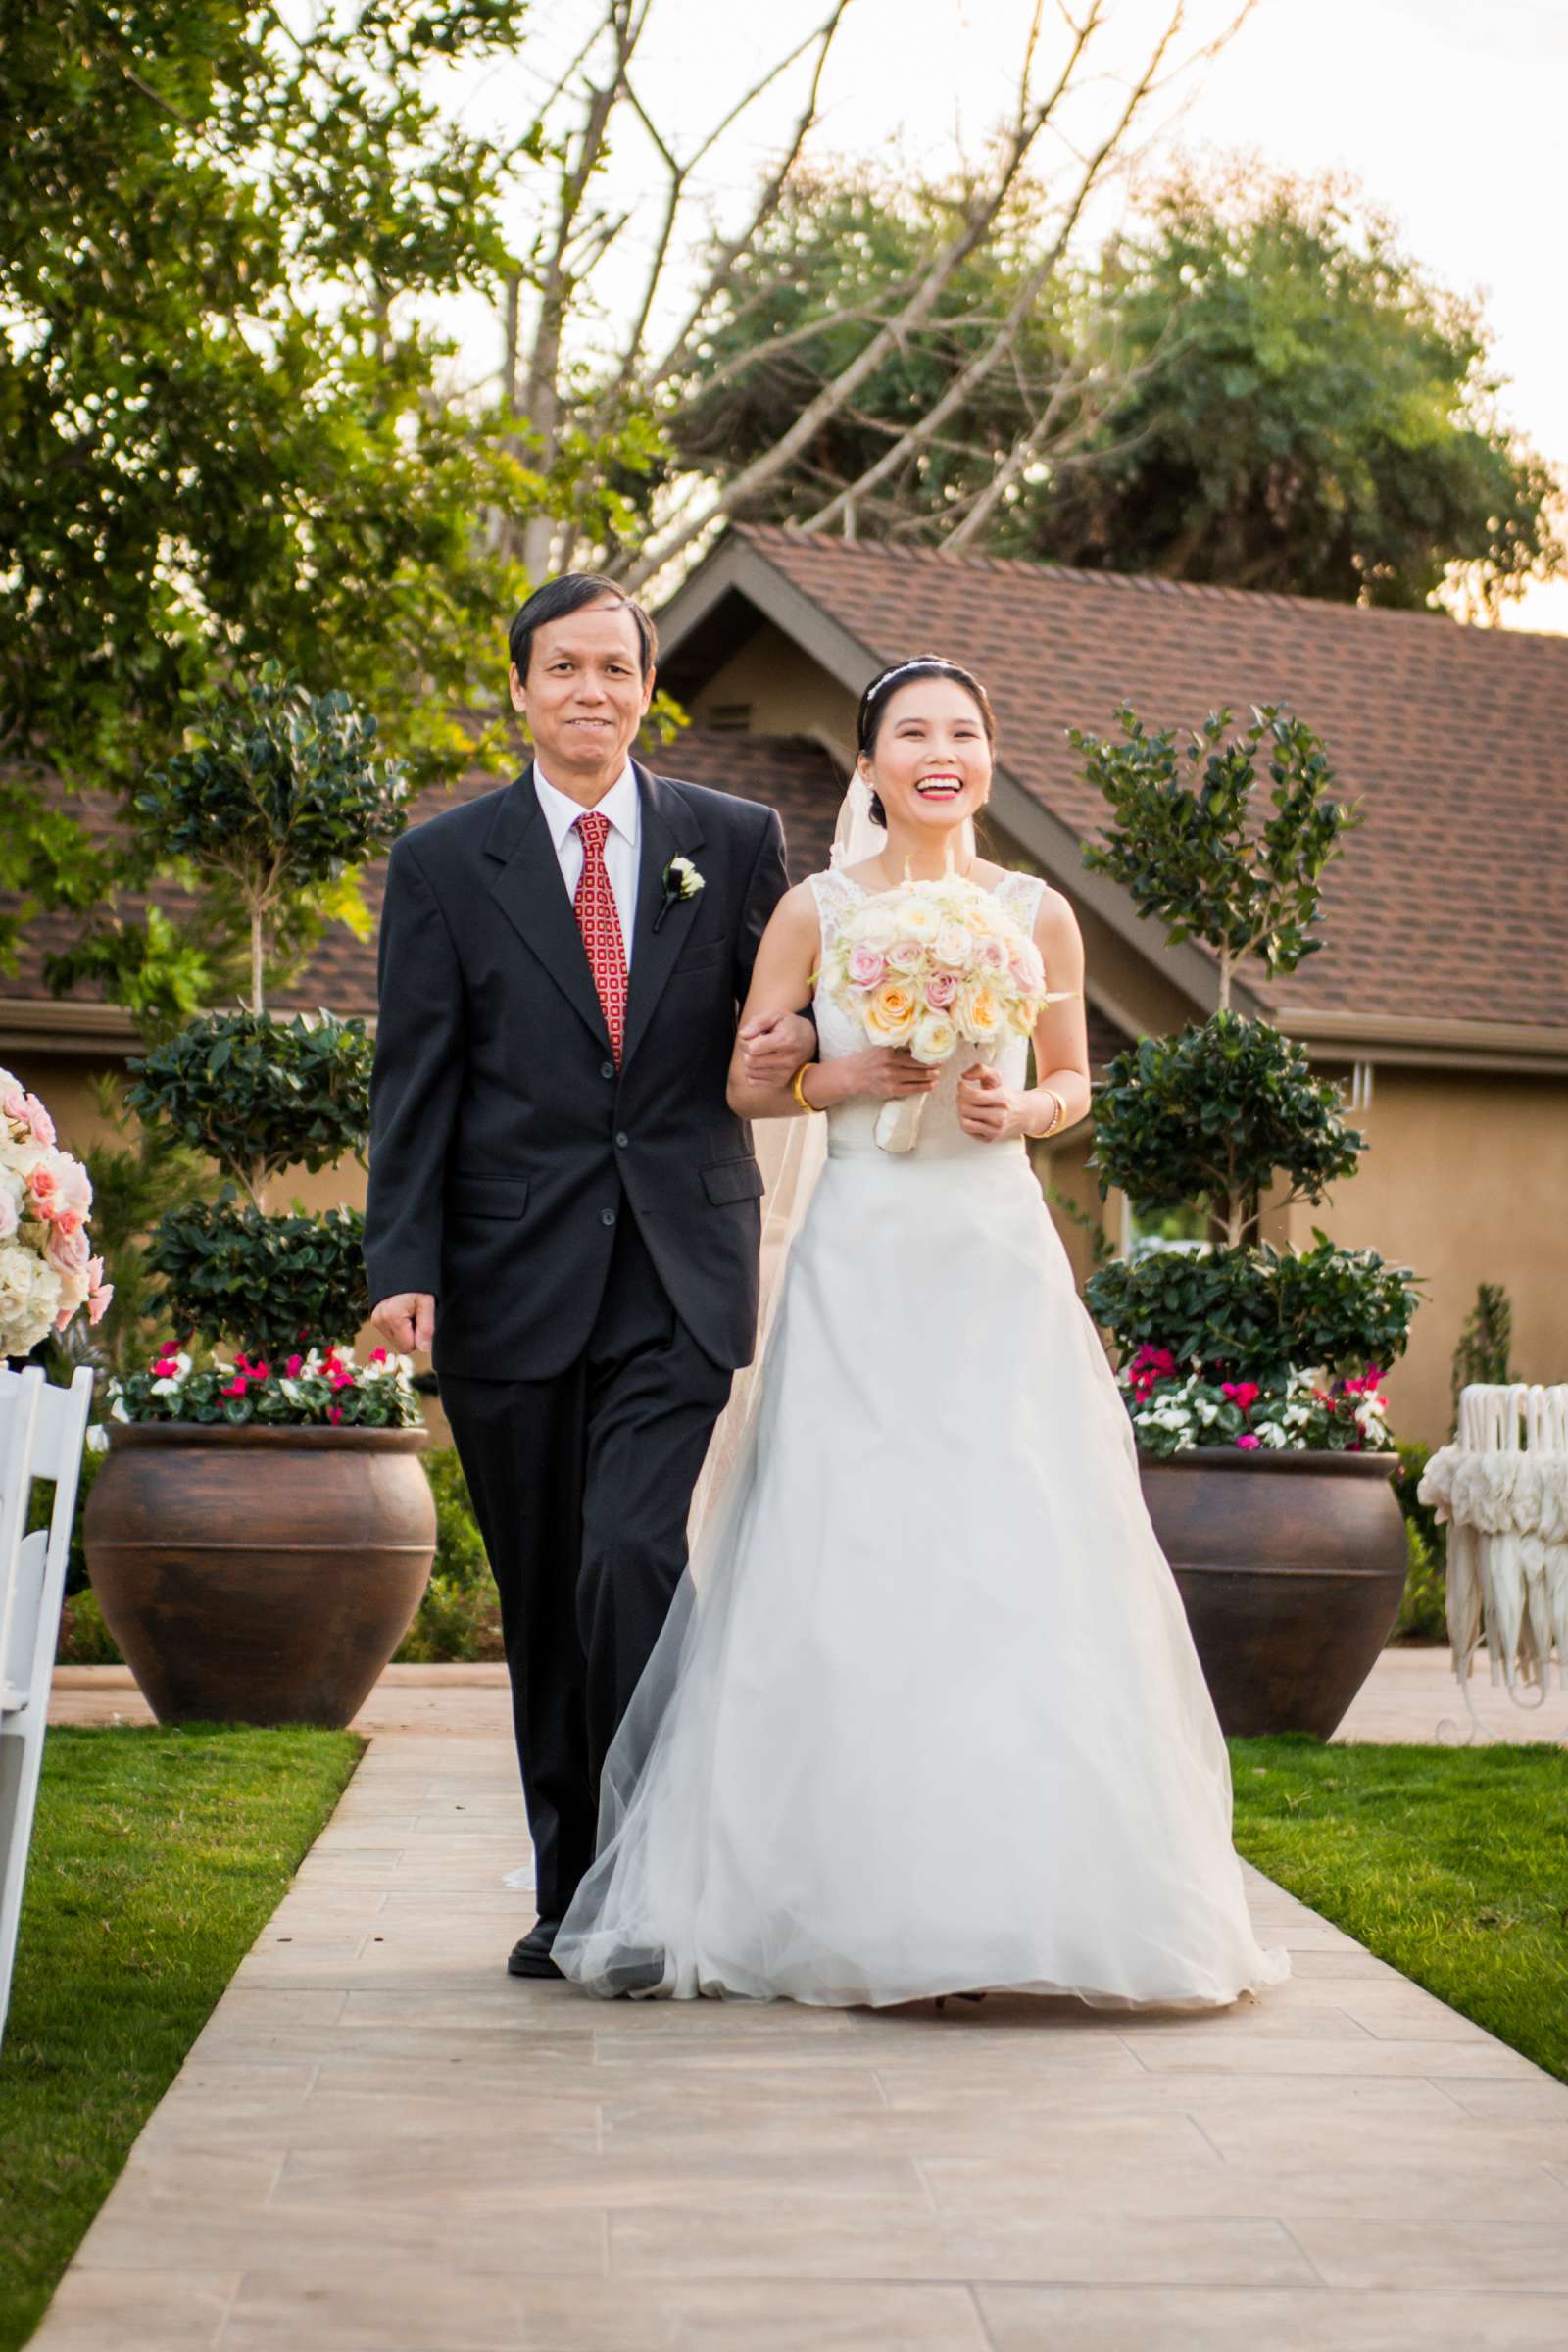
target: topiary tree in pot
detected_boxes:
[1065,703,1422,1738]
[82,667,437,1727]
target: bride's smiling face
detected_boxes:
[860,677,993,840]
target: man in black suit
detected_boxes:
[365,576,811,1977]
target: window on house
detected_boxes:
[706,703,753,732]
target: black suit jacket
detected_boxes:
[364,760,789,1380]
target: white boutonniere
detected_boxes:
[653,854,706,932]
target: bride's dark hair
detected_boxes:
[856,656,997,828]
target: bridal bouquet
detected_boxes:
[1,1068,112,1359]
[822,875,1058,1152]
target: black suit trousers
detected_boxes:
[439,1208,733,1926]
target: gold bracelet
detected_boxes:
[790,1060,822,1114]
[1033,1087,1065,1140]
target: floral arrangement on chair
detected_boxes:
[0,1069,112,1360]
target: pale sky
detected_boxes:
[453,0,1568,630]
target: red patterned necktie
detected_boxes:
[573,808,628,1066]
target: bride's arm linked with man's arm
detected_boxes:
[726,883,941,1121]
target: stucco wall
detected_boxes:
[689,626,858,765]
[1284,1066,1568,1447]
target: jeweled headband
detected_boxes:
[856,656,994,753]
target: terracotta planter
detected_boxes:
[1139,1447,1406,1740]
[83,1422,436,1728]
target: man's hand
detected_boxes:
[370,1292,436,1354]
[739,1008,816,1089]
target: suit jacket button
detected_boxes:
[600,1060,615,1080]
[614,1130,629,1149]
[600,1207,616,1228]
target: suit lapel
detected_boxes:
[483,765,612,1054]
[620,764,707,1075]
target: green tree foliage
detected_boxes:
[666,160,1560,612]
[1091,1015,1364,1246]
[0,2,653,973]
[1073,704,1357,1007]
[1084,1237,1420,1389]
[1037,167,1562,612]
[1076,704,1421,1408]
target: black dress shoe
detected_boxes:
[507,1920,564,1979]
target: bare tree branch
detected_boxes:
[637,2,854,400]
[514,2,646,574]
[798,3,1187,537]
[616,2,1111,587]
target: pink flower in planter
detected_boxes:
[1236,1432,1261,1451]
[250,1360,271,1381]
[286,1353,304,1376]
[1221,1380,1260,1414]
[326,1405,343,1424]
[369,1347,388,1365]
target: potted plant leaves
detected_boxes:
[83,666,436,1727]
[1069,704,1421,1738]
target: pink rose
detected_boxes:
[976,936,1008,973]
[924,971,959,1010]
[26,1162,58,1209]
[1236,1433,1261,1451]
[25,1095,56,1148]
[87,1278,113,1326]
[847,944,887,989]
[885,939,924,974]
[1,1086,26,1126]
[46,1220,91,1281]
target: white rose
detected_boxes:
[932,923,973,970]
[909,1014,957,1066]
[900,898,942,941]
[856,907,901,952]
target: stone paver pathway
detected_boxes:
[52,1646,1568,1745]
[29,1706,1568,2351]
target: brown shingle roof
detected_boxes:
[0,731,853,1016]
[730,525,1568,1033]
[3,722,1129,1066]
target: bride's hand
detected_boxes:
[844,1048,941,1102]
[957,1061,1022,1142]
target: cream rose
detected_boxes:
[956,979,1004,1042]
[932,922,973,970]
[863,978,920,1044]
[900,898,941,941]
[909,1014,957,1066]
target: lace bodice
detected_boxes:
[808,867,1046,1162]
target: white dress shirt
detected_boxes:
[533,760,641,965]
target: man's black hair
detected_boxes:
[508,574,657,682]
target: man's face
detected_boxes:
[510,598,654,784]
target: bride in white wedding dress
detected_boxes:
[554,655,1289,2011]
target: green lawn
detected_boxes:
[0,1726,361,2352]
[1231,1738,1568,2083]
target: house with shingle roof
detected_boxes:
[6,523,1565,1441]
[651,527,1568,1444]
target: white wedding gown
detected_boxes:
[554,869,1289,2009]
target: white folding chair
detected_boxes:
[0,1363,95,2048]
